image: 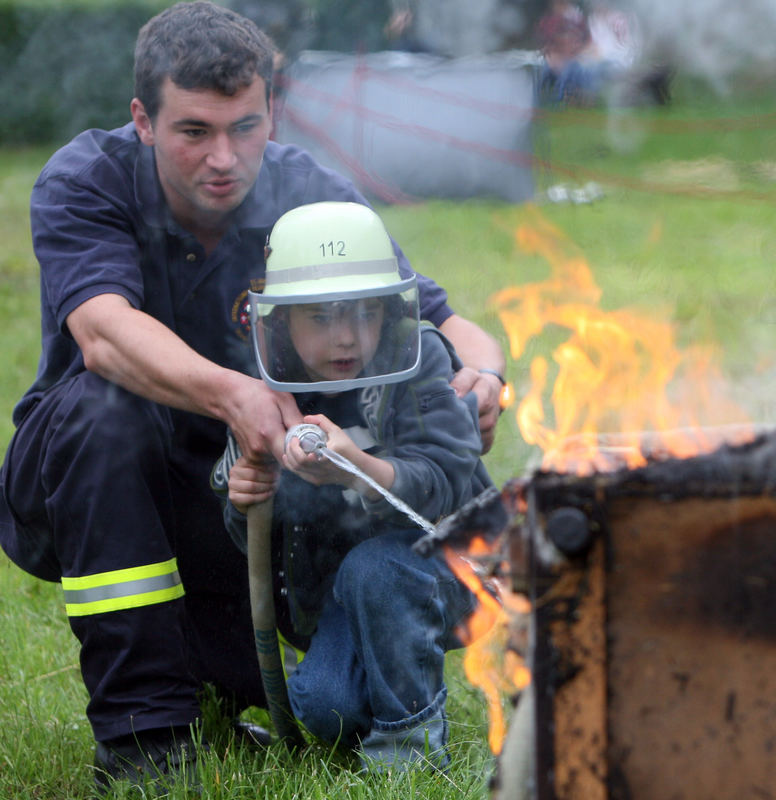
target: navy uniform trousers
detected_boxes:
[0,371,265,742]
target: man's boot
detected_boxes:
[93,724,205,795]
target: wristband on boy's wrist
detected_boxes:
[478,368,506,386]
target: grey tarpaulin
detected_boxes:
[273,50,539,204]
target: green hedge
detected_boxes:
[0,1,169,145]
[0,0,357,147]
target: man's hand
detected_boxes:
[225,377,303,465]
[450,367,502,454]
[437,314,506,454]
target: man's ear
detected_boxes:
[130,98,155,146]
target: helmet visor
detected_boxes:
[250,279,421,393]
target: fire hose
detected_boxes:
[245,425,328,748]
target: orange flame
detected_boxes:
[452,210,755,755]
[445,539,531,755]
[499,382,515,412]
[493,207,752,474]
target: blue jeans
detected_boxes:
[540,59,615,105]
[286,528,475,769]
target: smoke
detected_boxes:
[628,0,776,90]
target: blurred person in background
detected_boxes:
[536,0,594,103]
[384,1,435,53]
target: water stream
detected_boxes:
[286,423,438,538]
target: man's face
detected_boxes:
[131,75,271,237]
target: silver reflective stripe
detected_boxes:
[267,258,397,287]
[61,558,185,617]
[63,571,182,605]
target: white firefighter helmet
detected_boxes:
[250,201,420,393]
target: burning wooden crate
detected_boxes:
[493,430,776,800]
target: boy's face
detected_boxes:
[287,299,385,383]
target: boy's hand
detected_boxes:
[282,414,357,487]
[228,456,280,513]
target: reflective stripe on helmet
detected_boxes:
[61,558,184,617]
[266,257,398,295]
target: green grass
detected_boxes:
[2,73,776,797]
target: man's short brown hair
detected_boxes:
[134,1,275,119]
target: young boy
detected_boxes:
[212,201,492,769]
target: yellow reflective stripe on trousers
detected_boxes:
[278,631,305,680]
[61,558,184,617]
